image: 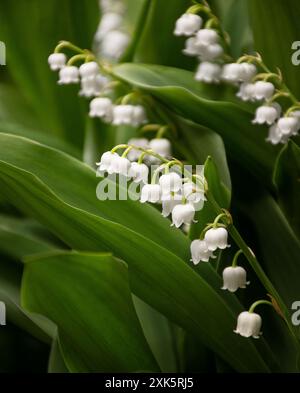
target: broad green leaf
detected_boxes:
[112,63,278,186]
[0,214,60,260]
[248,0,300,97]
[48,333,69,373]
[0,133,280,372]
[273,141,300,238]
[22,251,159,372]
[0,0,99,147]
[0,122,80,159]
[0,256,54,343]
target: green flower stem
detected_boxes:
[205,189,300,343]
[140,124,162,133]
[54,41,85,54]
[151,165,165,184]
[232,249,243,267]
[121,146,133,158]
[156,125,170,139]
[285,105,300,116]
[111,144,169,164]
[249,300,274,313]
[138,152,148,164]
[67,54,88,66]
[212,212,229,228]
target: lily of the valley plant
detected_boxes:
[0,0,299,373]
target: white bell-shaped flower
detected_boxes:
[195,29,219,47]
[171,203,195,228]
[221,63,242,83]
[234,311,262,339]
[252,104,281,125]
[183,37,202,56]
[127,138,149,161]
[190,239,215,264]
[140,184,161,203]
[58,66,79,84]
[132,105,148,127]
[128,162,149,184]
[113,105,134,125]
[204,227,229,251]
[149,138,172,157]
[109,154,131,176]
[161,193,182,218]
[221,266,249,292]
[277,116,300,136]
[159,172,182,195]
[96,12,123,39]
[79,61,99,79]
[238,63,257,82]
[101,30,130,60]
[183,182,205,203]
[195,62,222,83]
[97,151,118,174]
[198,43,224,61]
[222,62,256,83]
[236,83,256,101]
[89,97,113,122]
[253,81,275,100]
[48,53,66,71]
[266,124,284,145]
[174,13,203,36]
[80,74,108,98]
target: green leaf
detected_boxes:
[0,133,280,372]
[22,251,159,372]
[112,63,278,186]
[0,214,60,261]
[0,256,55,343]
[0,0,99,147]
[48,333,69,373]
[273,141,300,238]
[248,0,300,97]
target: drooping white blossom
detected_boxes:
[97,151,118,174]
[195,62,222,83]
[190,239,215,264]
[252,104,281,125]
[79,61,99,79]
[48,53,66,71]
[161,193,182,218]
[128,162,149,184]
[96,12,123,40]
[109,154,131,176]
[183,182,206,203]
[58,66,80,84]
[204,227,229,251]
[234,311,262,339]
[277,116,300,136]
[140,184,161,203]
[80,75,109,98]
[221,266,249,292]
[149,138,172,158]
[171,203,195,228]
[89,97,113,121]
[253,81,275,100]
[266,123,284,145]
[159,172,182,195]
[174,13,203,37]
[236,83,256,102]
[101,30,130,60]
[195,29,219,47]
[198,43,224,62]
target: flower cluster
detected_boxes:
[174,11,224,84]
[95,0,130,60]
[97,143,207,229]
[174,3,300,145]
[48,50,148,127]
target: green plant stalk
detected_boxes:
[206,189,300,345]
